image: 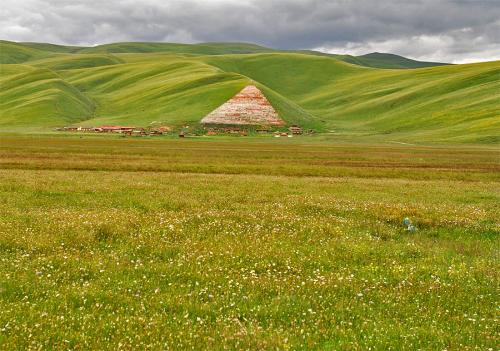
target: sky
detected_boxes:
[1,0,499,63]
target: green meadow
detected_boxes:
[0,137,498,349]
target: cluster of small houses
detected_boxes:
[57,125,171,135]
[57,124,307,137]
[205,125,305,137]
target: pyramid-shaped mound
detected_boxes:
[201,85,285,125]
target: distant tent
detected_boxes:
[201,85,285,126]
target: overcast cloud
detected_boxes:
[1,0,499,63]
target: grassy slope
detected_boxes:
[77,42,276,55]
[0,44,319,130]
[60,59,252,127]
[5,40,449,67]
[0,41,498,142]
[298,60,500,143]
[202,54,500,143]
[29,54,125,71]
[79,42,449,68]
[0,64,95,131]
[352,52,449,69]
[76,42,450,69]
[295,50,449,69]
[16,42,82,53]
[0,41,56,64]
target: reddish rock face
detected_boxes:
[201,85,285,125]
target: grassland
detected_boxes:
[1,40,498,143]
[0,136,498,350]
[0,39,499,349]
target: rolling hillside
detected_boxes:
[348,52,449,69]
[0,41,56,64]
[0,64,95,131]
[0,40,498,143]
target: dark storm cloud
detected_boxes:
[1,0,499,63]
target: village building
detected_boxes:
[256,127,271,133]
[94,126,135,133]
[148,126,171,135]
[58,124,171,136]
[289,125,303,134]
[62,126,78,132]
[132,129,146,135]
[77,126,94,132]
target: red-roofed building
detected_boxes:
[94,126,135,133]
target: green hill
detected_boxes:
[0,40,53,64]
[29,54,125,70]
[199,53,499,143]
[0,64,95,131]
[350,52,449,69]
[3,41,449,67]
[77,42,276,55]
[16,42,82,53]
[291,51,448,69]
[0,40,498,143]
[300,60,500,143]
